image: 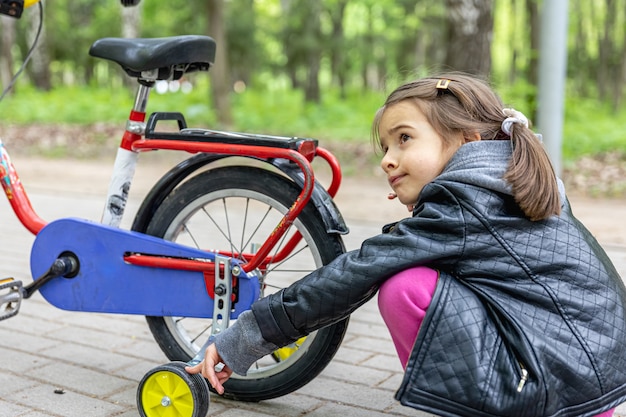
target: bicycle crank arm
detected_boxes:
[21,254,79,299]
[30,218,259,317]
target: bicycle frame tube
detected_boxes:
[101,147,139,227]
[316,146,342,199]
[232,146,343,271]
[0,139,46,235]
[101,84,150,227]
[129,138,316,274]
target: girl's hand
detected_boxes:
[185,344,233,395]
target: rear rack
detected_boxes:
[144,112,318,150]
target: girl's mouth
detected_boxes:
[388,174,404,188]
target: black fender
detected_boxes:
[131,153,349,235]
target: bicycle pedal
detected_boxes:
[0,278,23,321]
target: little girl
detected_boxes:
[187,73,626,417]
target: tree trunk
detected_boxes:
[443,0,494,77]
[525,0,540,118]
[281,0,322,103]
[303,1,321,103]
[280,0,298,90]
[361,5,374,89]
[122,5,141,39]
[26,5,51,91]
[612,7,626,111]
[305,54,321,103]
[525,0,540,86]
[226,0,255,86]
[0,16,16,95]
[571,0,588,96]
[597,0,616,101]
[207,0,233,128]
[328,0,348,98]
[120,5,142,88]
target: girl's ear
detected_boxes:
[464,132,481,143]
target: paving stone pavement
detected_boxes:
[0,155,625,416]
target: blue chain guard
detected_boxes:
[29,218,259,318]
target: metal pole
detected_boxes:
[536,0,569,177]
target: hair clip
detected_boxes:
[436,79,451,90]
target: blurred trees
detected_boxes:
[444,0,493,75]
[207,0,233,126]
[1,0,625,126]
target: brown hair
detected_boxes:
[372,72,560,221]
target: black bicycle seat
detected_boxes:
[89,35,216,80]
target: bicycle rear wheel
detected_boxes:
[141,165,348,401]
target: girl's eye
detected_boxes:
[399,133,411,143]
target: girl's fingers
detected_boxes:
[185,345,229,395]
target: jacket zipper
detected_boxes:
[517,360,529,392]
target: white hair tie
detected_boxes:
[501,108,529,136]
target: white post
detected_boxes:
[536,0,569,177]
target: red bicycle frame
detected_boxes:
[125,137,342,275]
[0,121,342,280]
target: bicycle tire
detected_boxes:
[141,165,348,401]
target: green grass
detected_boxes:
[562,98,626,160]
[230,86,384,143]
[1,85,132,124]
[2,80,625,164]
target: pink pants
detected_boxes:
[377,266,614,417]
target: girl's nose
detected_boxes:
[381,151,397,172]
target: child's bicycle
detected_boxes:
[0,1,350,416]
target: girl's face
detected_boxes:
[378,100,465,207]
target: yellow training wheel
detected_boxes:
[137,361,209,417]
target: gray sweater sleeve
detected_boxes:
[213,310,281,376]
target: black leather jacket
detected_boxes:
[243,141,626,416]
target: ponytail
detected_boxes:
[503,121,561,221]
